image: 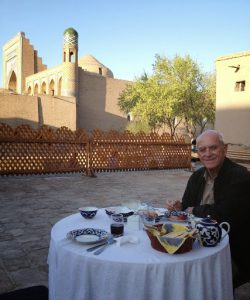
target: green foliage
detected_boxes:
[125,120,151,134]
[118,54,216,137]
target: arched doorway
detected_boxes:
[49,79,55,96]
[34,84,38,95]
[41,82,46,94]
[58,77,62,96]
[27,86,32,95]
[8,71,17,92]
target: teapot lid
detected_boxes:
[201,215,217,224]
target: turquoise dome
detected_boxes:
[64,28,78,37]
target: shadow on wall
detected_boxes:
[215,107,250,147]
[77,70,128,132]
[38,97,44,127]
[0,118,58,130]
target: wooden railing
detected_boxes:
[0,123,191,176]
[227,148,250,170]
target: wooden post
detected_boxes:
[85,138,96,177]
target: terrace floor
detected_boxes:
[0,166,247,299]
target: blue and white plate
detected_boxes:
[66,228,109,245]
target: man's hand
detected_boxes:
[184,207,194,214]
[165,200,182,212]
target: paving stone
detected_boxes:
[0,232,13,241]
[0,246,25,259]
[0,240,20,255]
[2,256,30,272]
[20,238,49,253]
[8,228,26,237]
[28,248,49,267]
[0,265,14,293]
[8,267,48,290]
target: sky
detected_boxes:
[1,0,250,86]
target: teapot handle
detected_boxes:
[220,222,230,240]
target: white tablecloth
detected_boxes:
[48,209,233,300]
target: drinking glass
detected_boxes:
[122,200,141,212]
[110,213,124,237]
[141,204,156,225]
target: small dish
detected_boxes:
[138,208,167,224]
[79,206,98,219]
[66,228,109,245]
[105,206,134,218]
[165,211,194,223]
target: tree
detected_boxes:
[118,54,216,137]
[188,72,216,135]
[118,75,167,133]
[153,54,216,136]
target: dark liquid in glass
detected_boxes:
[111,223,124,237]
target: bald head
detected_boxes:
[196,130,225,146]
[196,130,227,176]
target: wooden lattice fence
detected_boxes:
[0,124,191,176]
[90,129,190,172]
[0,123,88,175]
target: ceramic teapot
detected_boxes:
[195,215,230,247]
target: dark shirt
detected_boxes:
[182,157,250,282]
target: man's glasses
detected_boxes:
[197,144,221,155]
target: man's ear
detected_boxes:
[224,143,228,153]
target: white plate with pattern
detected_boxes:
[66,228,109,245]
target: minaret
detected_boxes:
[61,27,78,97]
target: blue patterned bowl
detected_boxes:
[165,211,194,223]
[79,207,98,219]
[105,206,134,219]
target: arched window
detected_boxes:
[27,86,32,95]
[49,79,55,96]
[69,51,75,63]
[8,71,17,92]
[41,82,46,94]
[127,112,133,122]
[58,77,62,96]
[34,84,38,95]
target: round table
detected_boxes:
[48,208,233,300]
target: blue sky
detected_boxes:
[1,0,250,86]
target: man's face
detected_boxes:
[197,133,227,174]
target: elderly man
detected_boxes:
[166,129,250,288]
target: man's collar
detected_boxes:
[204,169,217,181]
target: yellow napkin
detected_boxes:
[145,223,196,254]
